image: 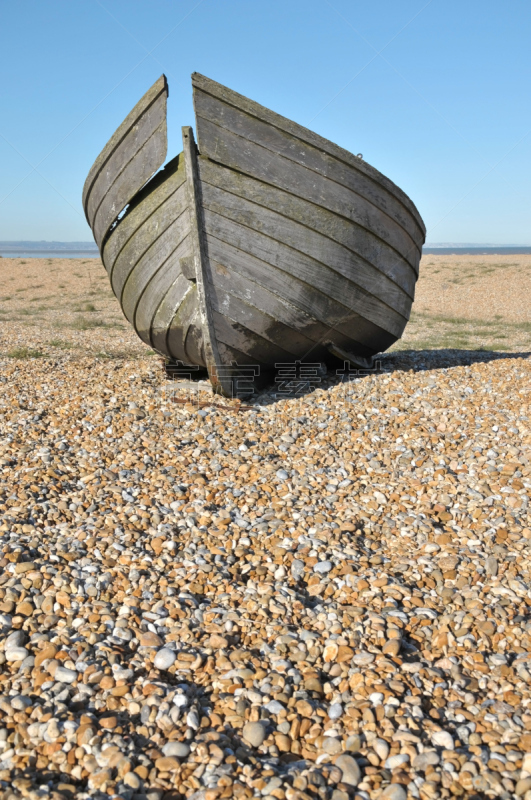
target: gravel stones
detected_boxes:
[0,346,530,799]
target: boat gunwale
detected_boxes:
[192,72,426,238]
[82,75,168,225]
[92,121,168,248]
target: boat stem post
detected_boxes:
[182,126,234,398]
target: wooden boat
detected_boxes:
[83,73,425,396]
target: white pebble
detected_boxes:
[431,730,454,750]
[5,647,29,662]
[385,753,410,769]
[54,666,77,684]
[153,648,176,670]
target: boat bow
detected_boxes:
[82,75,168,248]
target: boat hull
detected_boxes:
[83,73,425,396]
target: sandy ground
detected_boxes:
[396,255,531,355]
[0,254,529,361]
[0,257,146,360]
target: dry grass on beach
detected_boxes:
[0,257,146,361]
[395,254,531,355]
[1,253,530,361]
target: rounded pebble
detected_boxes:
[5,647,29,662]
[54,666,77,684]
[162,741,190,758]
[335,754,361,787]
[380,785,407,800]
[431,730,455,750]
[328,703,343,719]
[243,721,267,748]
[153,648,177,670]
[385,753,409,769]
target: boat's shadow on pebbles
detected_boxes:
[163,349,530,410]
[381,347,531,373]
[252,349,531,407]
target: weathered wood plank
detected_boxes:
[120,203,190,320]
[208,258,329,343]
[93,125,168,247]
[200,179,413,315]
[216,339,269,370]
[179,255,195,281]
[182,126,229,394]
[209,258,374,359]
[203,209,406,338]
[83,75,167,221]
[206,236,395,354]
[212,310,297,365]
[326,343,374,371]
[183,318,205,366]
[194,90,424,246]
[102,154,186,277]
[134,234,192,344]
[195,117,420,269]
[151,273,193,357]
[192,73,425,234]
[166,283,203,364]
[111,182,189,300]
[208,285,316,356]
[199,156,417,284]
[86,98,167,230]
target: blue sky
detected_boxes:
[1,0,530,243]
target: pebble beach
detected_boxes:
[0,257,531,800]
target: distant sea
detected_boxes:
[2,242,531,258]
[423,246,531,255]
[0,242,99,258]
